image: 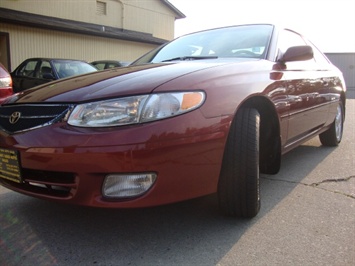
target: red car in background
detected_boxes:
[0,63,13,104]
[0,24,346,218]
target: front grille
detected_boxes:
[0,104,73,134]
[0,168,77,198]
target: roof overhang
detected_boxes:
[161,0,186,19]
[0,8,168,45]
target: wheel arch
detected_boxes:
[239,96,281,174]
[340,90,346,121]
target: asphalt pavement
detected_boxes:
[1,93,354,266]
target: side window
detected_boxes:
[107,63,119,69]
[38,61,53,79]
[93,63,105,70]
[17,60,38,77]
[307,41,331,67]
[277,30,313,68]
[278,30,307,54]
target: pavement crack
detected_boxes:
[310,175,355,187]
[309,175,355,199]
[261,175,355,199]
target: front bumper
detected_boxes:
[0,112,229,208]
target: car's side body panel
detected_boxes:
[0,24,346,211]
[0,59,345,207]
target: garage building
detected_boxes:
[325,53,355,90]
[0,0,185,71]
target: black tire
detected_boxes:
[218,108,260,218]
[319,102,344,146]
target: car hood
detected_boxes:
[7,60,253,103]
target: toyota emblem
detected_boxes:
[9,112,21,124]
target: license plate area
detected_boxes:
[0,148,22,183]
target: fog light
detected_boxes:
[102,173,157,198]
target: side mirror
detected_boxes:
[278,45,313,63]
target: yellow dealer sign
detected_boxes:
[0,148,22,183]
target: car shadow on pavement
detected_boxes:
[0,139,340,265]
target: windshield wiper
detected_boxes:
[162,56,218,62]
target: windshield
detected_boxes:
[133,24,274,65]
[53,60,97,78]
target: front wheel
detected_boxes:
[319,102,344,146]
[218,108,260,218]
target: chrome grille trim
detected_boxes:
[0,104,74,134]
[0,114,58,119]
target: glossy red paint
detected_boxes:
[0,100,229,207]
[0,63,13,104]
[0,25,346,215]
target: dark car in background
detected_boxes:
[0,24,346,218]
[90,60,131,70]
[0,63,13,104]
[11,58,97,93]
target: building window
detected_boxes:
[96,1,107,15]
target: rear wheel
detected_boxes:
[319,102,344,146]
[218,108,260,218]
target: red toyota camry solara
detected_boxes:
[0,24,346,218]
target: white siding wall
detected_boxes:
[123,0,176,40]
[1,23,157,71]
[0,0,177,40]
[1,0,123,29]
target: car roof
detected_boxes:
[23,58,88,62]
[91,60,123,63]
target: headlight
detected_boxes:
[67,91,205,127]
